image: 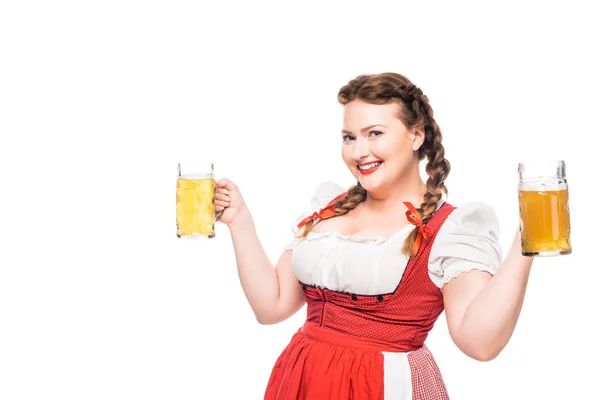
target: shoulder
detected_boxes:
[289,181,346,235]
[428,201,502,288]
[445,201,500,235]
[434,201,501,251]
[309,181,347,210]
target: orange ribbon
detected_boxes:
[297,192,347,231]
[403,201,431,255]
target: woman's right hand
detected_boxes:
[214,178,247,227]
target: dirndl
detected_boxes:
[264,322,449,399]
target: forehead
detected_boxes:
[343,100,401,126]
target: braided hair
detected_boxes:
[298,73,451,258]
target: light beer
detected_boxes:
[176,163,216,239]
[518,160,572,256]
[519,189,571,255]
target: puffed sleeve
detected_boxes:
[428,202,503,289]
[283,181,346,251]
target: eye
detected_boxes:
[369,131,383,137]
[342,135,355,143]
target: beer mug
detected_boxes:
[176,162,216,239]
[518,160,571,256]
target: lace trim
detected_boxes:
[285,227,414,251]
[309,225,413,243]
[307,231,388,244]
[441,264,498,285]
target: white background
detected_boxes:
[0,1,598,399]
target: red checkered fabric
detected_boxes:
[408,345,450,399]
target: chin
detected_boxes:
[357,176,384,191]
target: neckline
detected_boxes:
[307,223,415,242]
[305,200,447,243]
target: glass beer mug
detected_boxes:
[176,163,216,239]
[518,160,571,256]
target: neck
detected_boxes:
[362,168,427,213]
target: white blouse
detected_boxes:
[285,181,502,294]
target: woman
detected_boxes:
[214,73,534,399]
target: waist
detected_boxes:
[300,322,420,353]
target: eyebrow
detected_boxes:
[341,124,388,135]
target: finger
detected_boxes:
[215,204,225,212]
[215,188,229,196]
[215,178,237,191]
[215,199,230,208]
[215,178,228,188]
[215,193,230,201]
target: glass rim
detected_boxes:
[518,159,566,180]
[177,162,215,167]
[517,159,565,166]
[177,162,214,178]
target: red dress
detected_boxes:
[264,202,456,400]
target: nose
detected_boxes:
[352,137,370,162]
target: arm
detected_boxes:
[228,207,306,325]
[442,229,534,361]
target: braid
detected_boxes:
[298,183,367,238]
[401,91,451,258]
[355,78,450,257]
[299,73,451,258]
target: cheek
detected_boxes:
[371,140,395,159]
[377,140,412,173]
[379,137,411,159]
[341,147,353,165]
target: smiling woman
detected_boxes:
[214,72,535,399]
[297,73,450,259]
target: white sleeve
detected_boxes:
[428,202,503,289]
[284,181,346,251]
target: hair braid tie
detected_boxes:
[403,202,432,255]
[297,192,347,231]
[336,72,451,258]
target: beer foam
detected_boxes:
[519,181,567,191]
[179,174,213,180]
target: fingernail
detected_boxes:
[223,189,228,194]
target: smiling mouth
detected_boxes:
[357,161,383,175]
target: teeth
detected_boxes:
[358,162,381,170]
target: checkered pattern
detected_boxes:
[408,345,450,399]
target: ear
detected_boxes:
[410,128,425,151]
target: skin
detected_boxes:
[312,100,426,236]
[214,99,535,362]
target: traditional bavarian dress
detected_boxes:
[264,182,502,399]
